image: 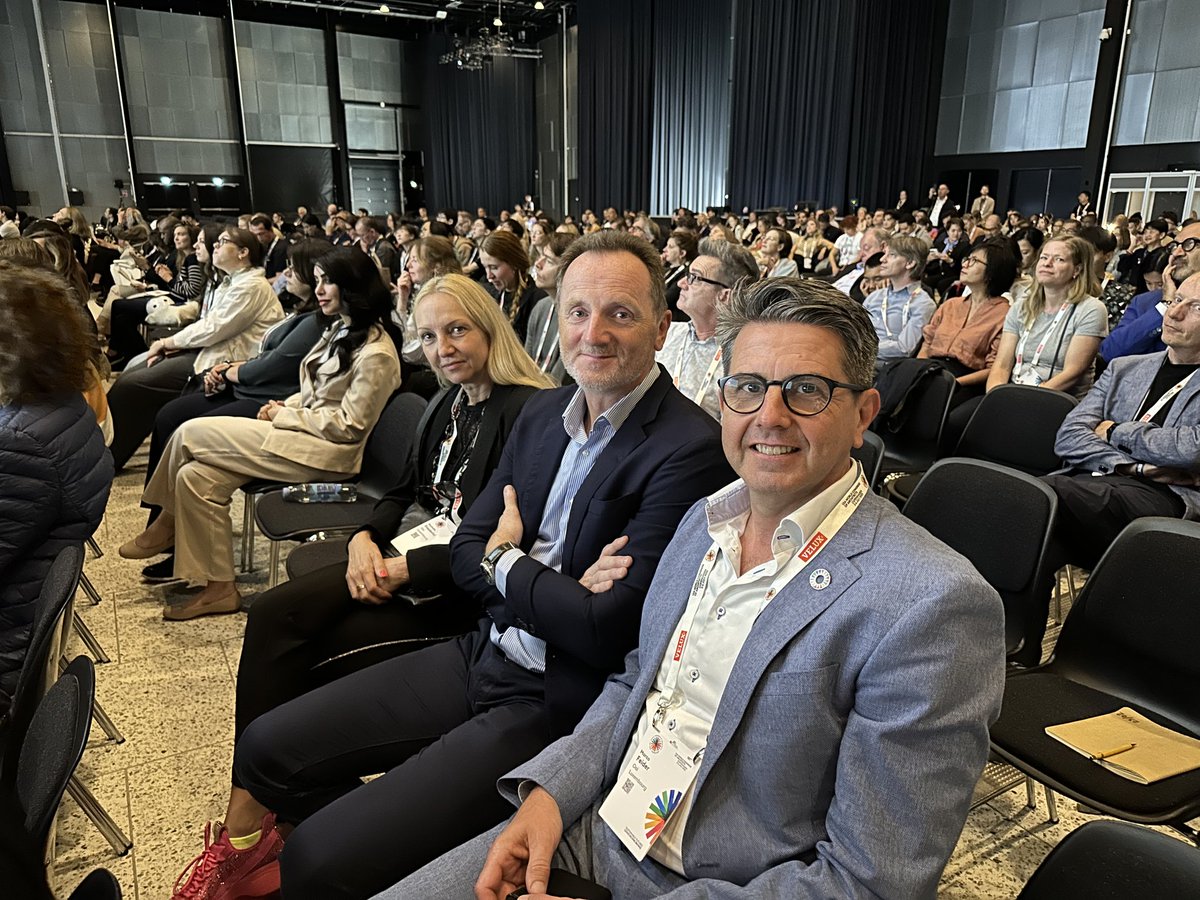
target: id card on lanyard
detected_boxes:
[599,468,870,861]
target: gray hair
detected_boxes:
[716,277,878,387]
[698,237,759,289]
[556,229,667,316]
[885,233,932,281]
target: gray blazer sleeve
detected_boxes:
[1053,364,1132,473]
[1108,406,1200,469]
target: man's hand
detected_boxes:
[485,485,525,554]
[1093,419,1116,439]
[204,362,231,393]
[474,787,563,900]
[1163,264,1179,304]
[1140,464,1200,487]
[578,535,632,594]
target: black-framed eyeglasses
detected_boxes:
[215,236,235,247]
[1167,237,1199,253]
[685,271,729,289]
[719,373,872,417]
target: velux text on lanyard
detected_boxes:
[1140,369,1199,423]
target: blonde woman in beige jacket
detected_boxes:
[121,247,402,620]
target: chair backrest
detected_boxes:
[68,868,123,900]
[902,458,1057,665]
[878,367,956,472]
[0,545,84,771]
[1017,820,1200,898]
[357,391,428,499]
[1050,517,1200,735]
[955,384,1077,475]
[12,656,94,849]
[850,430,886,492]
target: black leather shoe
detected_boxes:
[142,555,181,584]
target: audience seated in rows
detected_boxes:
[106,226,284,470]
[117,247,401,620]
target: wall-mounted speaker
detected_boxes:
[67,188,85,205]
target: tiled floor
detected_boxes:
[46,447,1188,898]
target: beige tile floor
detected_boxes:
[46,445,1185,899]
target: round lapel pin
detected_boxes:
[809,568,832,591]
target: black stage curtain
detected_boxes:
[649,0,734,216]
[845,0,941,211]
[421,37,536,214]
[576,0,654,212]
[727,0,859,212]
[248,145,334,215]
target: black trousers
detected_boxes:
[232,561,482,744]
[107,297,151,361]
[107,352,199,470]
[1042,472,1185,571]
[234,624,552,900]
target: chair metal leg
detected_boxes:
[1064,564,1079,602]
[268,540,281,588]
[92,698,125,744]
[240,493,257,573]
[79,572,103,606]
[86,536,103,559]
[72,611,111,664]
[65,776,133,856]
[1025,776,1037,809]
[1043,785,1059,823]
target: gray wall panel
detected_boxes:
[1125,0,1164,74]
[1156,0,1200,70]
[7,135,62,211]
[1115,0,1200,146]
[1145,68,1197,144]
[997,23,1038,90]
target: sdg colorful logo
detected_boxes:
[644,789,683,841]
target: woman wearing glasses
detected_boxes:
[166,275,555,899]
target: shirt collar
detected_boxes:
[704,460,862,553]
[561,365,662,441]
[686,321,719,345]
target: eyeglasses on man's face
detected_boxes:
[718,373,872,417]
[1166,237,1199,254]
[685,270,729,289]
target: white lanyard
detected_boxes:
[651,467,869,730]
[432,388,467,486]
[673,340,722,405]
[1140,369,1199,423]
[880,288,914,338]
[1016,303,1071,373]
[533,309,558,371]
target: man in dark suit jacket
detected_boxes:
[232,231,732,900]
[249,212,288,279]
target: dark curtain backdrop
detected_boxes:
[421,37,536,214]
[576,0,654,212]
[845,0,941,211]
[649,0,734,216]
[572,0,944,214]
[727,0,859,212]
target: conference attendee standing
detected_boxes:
[928,183,959,230]
[1072,191,1094,221]
[970,185,995,220]
[231,231,732,899]
[376,276,1004,900]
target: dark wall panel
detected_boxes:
[249,145,334,214]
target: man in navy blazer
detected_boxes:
[377,278,1006,899]
[233,231,731,899]
[1047,272,1200,570]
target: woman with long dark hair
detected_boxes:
[119,246,401,620]
[479,229,543,341]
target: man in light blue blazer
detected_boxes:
[1046,272,1200,570]
[374,278,1006,900]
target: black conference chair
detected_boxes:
[252,391,427,585]
[850,429,886,492]
[68,869,123,900]
[873,366,956,477]
[8,656,94,851]
[901,459,1058,666]
[885,384,1077,505]
[285,536,350,581]
[0,545,83,769]
[1017,820,1200,899]
[990,518,1200,840]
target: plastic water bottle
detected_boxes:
[281,483,358,503]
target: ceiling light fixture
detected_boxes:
[534,1,544,8]
[493,0,503,27]
[435,8,447,17]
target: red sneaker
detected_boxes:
[172,813,284,900]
